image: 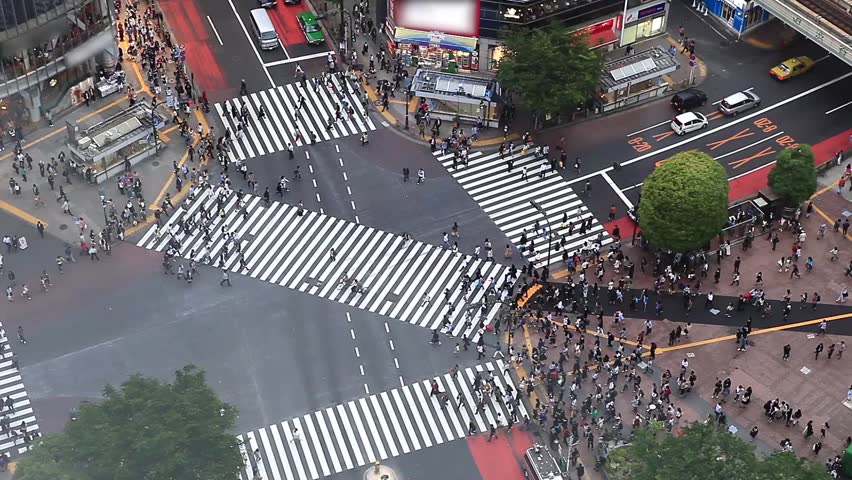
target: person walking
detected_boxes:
[240,79,248,96]
[782,343,791,361]
[220,269,232,286]
[416,168,425,185]
[814,343,824,360]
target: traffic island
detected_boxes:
[363,462,398,480]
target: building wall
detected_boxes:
[479,0,623,39]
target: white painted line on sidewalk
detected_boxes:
[206,16,224,46]
[227,0,275,88]
[265,51,334,68]
[566,71,852,186]
[825,99,852,115]
[602,171,634,210]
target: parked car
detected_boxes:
[670,111,708,136]
[671,89,707,113]
[718,90,760,116]
[770,56,814,81]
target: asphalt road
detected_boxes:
[9,243,479,434]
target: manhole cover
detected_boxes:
[152,161,160,167]
[58,224,68,230]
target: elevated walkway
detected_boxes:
[755,0,852,66]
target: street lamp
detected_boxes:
[404,89,410,130]
[151,99,160,156]
[530,200,552,273]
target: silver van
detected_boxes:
[250,9,279,50]
[718,90,760,116]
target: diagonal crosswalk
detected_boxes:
[136,189,513,338]
[434,149,612,268]
[237,360,526,480]
[0,326,40,458]
[215,76,376,161]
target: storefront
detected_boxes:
[484,15,621,72]
[702,0,770,35]
[619,0,669,46]
[388,25,480,72]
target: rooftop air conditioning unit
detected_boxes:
[77,136,92,149]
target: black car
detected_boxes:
[671,89,707,113]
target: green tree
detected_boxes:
[496,22,603,127]
[15,365,242,480]
[607,422,828,480]
[768,144,817,206]
[638,150,729,252]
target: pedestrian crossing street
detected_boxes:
[237,360,525,480]
[0,325,40,458]
[137,189,512,339]
[215,76,377,161]
[434,149,612,268]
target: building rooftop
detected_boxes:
[410,69,501,102]
[599,46,680,92]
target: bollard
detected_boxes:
[374,461,380,474]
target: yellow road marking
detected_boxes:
[0,199,47,227]
[148,109,209,212]
[811,203,852,242]
[657,311,852,354]
[517,284,542,308]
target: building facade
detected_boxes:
[0,0,117,127]
[699,0,770,37]
[375,0,671,75]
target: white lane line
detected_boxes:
[602,171,634,210]
[265,51,334,67]
[206,16,224,45]
[714,131,784,160]
[277,41,291,59]
[626,120,670,137]
[815,54,831,63]
[826,99,852,115]
[226,0,275,88]
[567,71,852,186]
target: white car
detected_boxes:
[670,111,708,136]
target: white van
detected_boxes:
[250,9,279,50]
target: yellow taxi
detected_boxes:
[770,56,815,81]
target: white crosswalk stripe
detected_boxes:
[215,77,377,161]
[0,326,41,459]
[238,361,527,480]
[434,149,612,268]
[136,189,514,339]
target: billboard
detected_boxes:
[390,0,480,38]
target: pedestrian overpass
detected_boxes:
[754,0,852,66]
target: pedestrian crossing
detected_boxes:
[137,189,513,339]
[215,76,377,161]
[434,149,612,268]
[237,360,526,480]
[0,325,40,458]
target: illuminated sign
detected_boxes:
[503,7,520,19]
[637,2,666,19]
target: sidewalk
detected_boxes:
[0,0,212,247]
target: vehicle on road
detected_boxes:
[297,11,325,45]
[257,0,277,7]
[770,56,815,81]
[250,9,279,50]
[671,89,707,112]
[670,111,708,136]
[718,90,760,116]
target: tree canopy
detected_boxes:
[15,365,242,480]
[496,22,603,122]
[638,150,729,252]
[768,144,817,206]
[607,422,829,480]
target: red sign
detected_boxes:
[574,17,616,36]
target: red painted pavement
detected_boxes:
[467,430,534,480]
[159,0,227,94]
[268,4,310,46]
[728,127,852,201]
[604,215,640,238]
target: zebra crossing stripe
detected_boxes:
[434,149,611,268]
[239,361,527,480]
[137,190,512,340]
[0,328,40,458]
[214,79,376,161]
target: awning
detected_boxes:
[393,27,478,53]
